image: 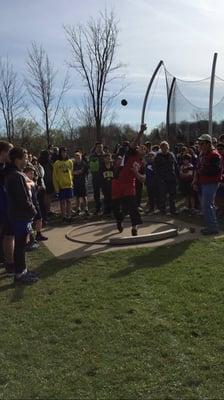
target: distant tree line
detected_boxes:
[0,117,150,155]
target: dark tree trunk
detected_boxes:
[95,117,102,142]
[45,111,50,146]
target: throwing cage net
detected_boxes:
[143,55,224,144]
[166,68,224,144]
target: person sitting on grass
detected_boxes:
[5,147,39,284]
[73,151,89,216]
[53,146,74,224]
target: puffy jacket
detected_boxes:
[198,149,222,184]
[5,166,37,221]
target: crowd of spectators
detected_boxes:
[0,130,224,284]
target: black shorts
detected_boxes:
[179,180,194,196]
[73,184,87,198]
[2,217,14,236]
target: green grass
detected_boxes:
[1,239,224,399]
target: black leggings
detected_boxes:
[14,233,27,274]
[113,196,142,227]
[37,190,47,221]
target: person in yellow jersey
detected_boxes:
[53,146,73,223]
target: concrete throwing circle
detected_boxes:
[66,218,178,247]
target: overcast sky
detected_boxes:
[1,0,224,131]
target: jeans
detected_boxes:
[201,183,219,232]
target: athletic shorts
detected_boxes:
[73,184,87,198]
[59,188,73,200]
[13,220,33,236]
[2,216,14,236]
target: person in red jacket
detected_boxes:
[215,142,224,215]
[193,134,222,235]
[112,124,147,236]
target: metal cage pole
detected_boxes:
[166,77,176,141]
[141,60,164,126]
[209,52,218,136]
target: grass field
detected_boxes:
[1,238,224,399]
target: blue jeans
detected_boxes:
[201,183,219,232]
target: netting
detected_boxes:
[165,68,224,143]
[143,60,224,143]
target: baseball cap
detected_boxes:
[198,134,212,142]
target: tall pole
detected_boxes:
[209,52,218,136]
[141,60,164,126]
[166,77,176,142]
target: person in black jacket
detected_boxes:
[154,141,179,215]
[73,151,89,215]
[89,143,105,214]
[5,148,39,284]
[0,141,11,267]
[101,153,114,215]
[0,141,15,276]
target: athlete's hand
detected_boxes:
[139,124,147,133]
[131,162,140,175]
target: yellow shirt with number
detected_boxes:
[53,159,73,193]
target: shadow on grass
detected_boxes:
[110,240,193,279]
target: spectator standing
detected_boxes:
[154,141,179,215]
[38,150,54,218]
[179,154,195,211]
[145,151,157,213]
[102,153,114,216]
[0,141,15,275]
[53,146,73,223]
[193,134,221,235]
[5,148,39,284]
[215,142,224,216]
[32,156,47,224]
[73,151,89,216]
[89,143,105,214]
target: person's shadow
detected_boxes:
[110,240,193,279]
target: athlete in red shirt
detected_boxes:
[112,124,147,236]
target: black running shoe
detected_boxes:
[36,233,48,241]
[5,263,15,277]
[117,221,123,233]
[14,271,39,284]
[131,228,138,236]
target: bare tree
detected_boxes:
[62,107,79,141]
[25,42,70,146]
[76,95,95,128]
[0,58,25,141]
[65,9,125,141]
